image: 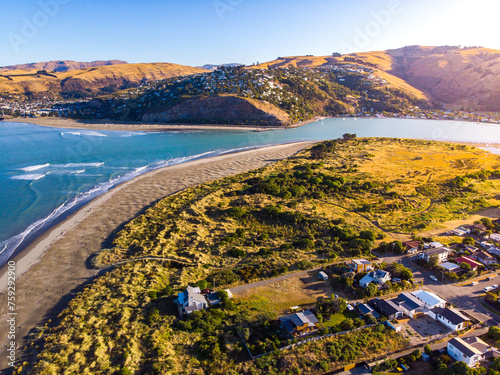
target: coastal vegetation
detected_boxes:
[20,137,500,374]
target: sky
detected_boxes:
[1,0,499,67]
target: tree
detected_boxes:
[331,297,347,314]
[424,344,432,355]
[462,237,475,246]
[365,283,378,297]
[400,268,413,281]
[428,254,440,268]
[460,262,472,271]
[359,230,376,242]
[390,241,405,254]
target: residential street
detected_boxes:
[376,252,500,326]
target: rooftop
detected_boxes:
[412,290,446,307]
[434,307,469,325]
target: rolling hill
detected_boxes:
[0,60,127,73]
[0,63,208,99]
[254,46,500,111]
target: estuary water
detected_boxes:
[1,118,500,266]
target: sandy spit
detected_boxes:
[0,141,316,371]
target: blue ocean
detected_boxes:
[1,118,500,266]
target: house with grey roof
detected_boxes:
[175,286,208,318]
[359,269,391,288]
[369,298,404,320]
[447,336,497,367]
[433,307,470,331]
[411,290,446,310]
[280,310,319,337]
[396,292,426,318]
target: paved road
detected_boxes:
[374,252,500,326]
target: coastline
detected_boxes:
[0,141,316,371]
[3,116,319,132]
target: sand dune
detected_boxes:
[0,141,315,371]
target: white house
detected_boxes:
[447,337,492,367]
[359,270,391,288]
[489,233,500,242]
[411,290,446,310]
[175,286,208,318]
[318,271,328,281]
[433,307,470,331]
[419,247,452,263]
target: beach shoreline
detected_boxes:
[0,141,316,372]
[2,116,320,132]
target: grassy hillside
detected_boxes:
[20,138,500,375]
[0,63,208,99]
[255,46,500,111]
[0,60,127,73]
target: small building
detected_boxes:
[411,290,446,310]
[419,247,452,263]
[175,286,208,318]
[318,271,329,281]
[396,292,426,318]
[439,262,462,273]
[489,233,500,242]
[447,337,492,367]
[369,298,405,320]
[280,310,319,337]
[357,303,380,319]
[433,307,470,331]
[350,259,373,273]
[403,241,421,254]
[471,250,497,266]
[359,269,391,288]
[454,256,482,271]
[451,227,471,236]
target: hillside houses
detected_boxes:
[419,247,453,263]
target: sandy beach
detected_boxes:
[4,117,304,132]
[0,141,315,372]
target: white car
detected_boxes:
[493,284,498,290]
[430,275,438,281]
[484,286,494,292]
[471,282,478,286]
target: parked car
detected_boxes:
[488,275,496,281]
[493,284,498,290]
[471,282,478,286]
[484,286,494,292]
[430,275,438,281]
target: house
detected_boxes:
[396,292,427,318]
[454,256,483,271]
[369,298,405,320]
[280,310,319,337]
[175,286,208,318]
[464,245,479,253]
[424,242,444,249]
[357,303,380,319]
[205,289,233,306]
[451,227,471,236]
[318,271,329,281]
[411,290,446,309]
[403,241,421,254]
[419,247,452,263]
[359,269,391,288]
[440,262,462,273]
[433,307,470,331]
[447,337,493,367]
[487,247,500,257]
[489,233,500,242]
[350,259,373,273]
[468,224,487,232]
[471,250,497,266]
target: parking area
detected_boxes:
[403,315,450,345]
